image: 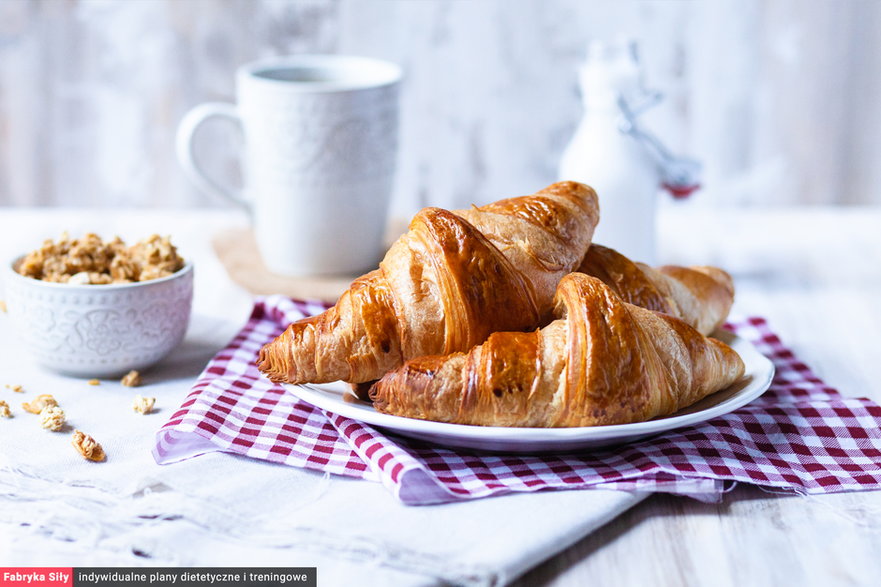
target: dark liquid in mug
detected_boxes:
[253,67,344,83]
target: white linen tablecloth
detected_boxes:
[0,208,644,586]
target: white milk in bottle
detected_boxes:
[559,40,669,264]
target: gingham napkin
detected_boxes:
[153,296,881,505]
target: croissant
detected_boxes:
[577,244,734,335]
[258,181,600,385]
[369,273,745,427]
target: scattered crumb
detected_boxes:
[21,394,58,414]
[5,384,24,393]
[0,300,6,312]
[0,401,11,418]
[132,395,156,415]
[39,405,66,431]
[121,370,142,387]
[72,430,105,462]
[87,379,101,386]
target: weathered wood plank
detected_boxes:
[513,207,881,586]
[2,1,879,210]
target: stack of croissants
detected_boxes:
[258,181,745,428]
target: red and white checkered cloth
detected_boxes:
[153,296,881,505]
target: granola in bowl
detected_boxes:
[16,233,184,285]
[4,234,194,377]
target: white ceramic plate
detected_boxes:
[283,331,775,453]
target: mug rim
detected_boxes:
[238,54,402,93]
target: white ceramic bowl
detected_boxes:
[4,257,194,378]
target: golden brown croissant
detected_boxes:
[258,181,600,385]
[369,273,745,427]
[577,244,734,335]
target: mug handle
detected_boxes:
[175,102,249,208]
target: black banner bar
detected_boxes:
[74,568,316,587]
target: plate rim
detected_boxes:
[282,331,775,447]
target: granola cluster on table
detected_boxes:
[16,233,184,285]
[3,372,157,461]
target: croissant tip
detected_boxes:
[255,340,289,384]
[368,374,394,412]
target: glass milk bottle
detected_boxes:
[559,40,699,265]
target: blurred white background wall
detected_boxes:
[1,0,879,215]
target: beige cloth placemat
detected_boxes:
[213,221,407,303]
[212,228,355,303]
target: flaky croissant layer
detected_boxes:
[370,273,745,428]
[577,244,734,336]
[258,181,600,385]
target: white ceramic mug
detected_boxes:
[177,55,401,276]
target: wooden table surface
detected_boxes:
[1,206,879,585]
[514,205,881,586]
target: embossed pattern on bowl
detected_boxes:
[4,257,194,377]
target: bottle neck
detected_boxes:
[582,92,621,113]
[577,48,641,113]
